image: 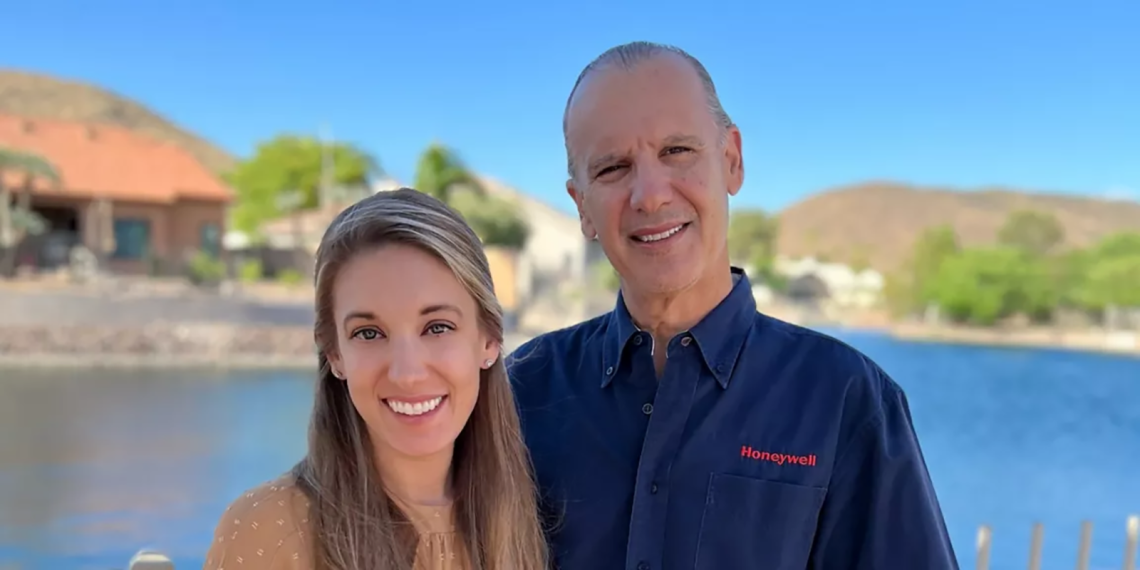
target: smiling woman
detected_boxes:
[203,188,549,570]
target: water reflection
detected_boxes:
[0,367,313,567]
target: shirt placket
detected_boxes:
[624,333,703,570]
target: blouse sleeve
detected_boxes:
[203,478,313,570]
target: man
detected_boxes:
[507,41,959,570]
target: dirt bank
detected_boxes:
[889,322,1140,357]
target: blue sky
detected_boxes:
[2,0,1137,215]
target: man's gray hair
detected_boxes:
[562,41,734,178]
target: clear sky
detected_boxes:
[2,0,1137,215]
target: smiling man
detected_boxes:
[508,42,960,570]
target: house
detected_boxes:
[251,176,596,326]
[775,256,885,309]
[476,176,600,305]
[0,114,232,275]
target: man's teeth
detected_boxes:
[386,396,444,416]
[635,224,684,243]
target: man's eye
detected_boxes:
[664,146,692,155]
[596,165,625,178]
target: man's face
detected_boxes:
[565,55,743,296]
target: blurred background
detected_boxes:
[0,1,1137,569]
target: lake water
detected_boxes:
[0,331,1137,570]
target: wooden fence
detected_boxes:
[975,515,1139,570]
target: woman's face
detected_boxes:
[327,243,498,462]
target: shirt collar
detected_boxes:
[601,267,757,389]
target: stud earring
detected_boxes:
[483,358,494,368]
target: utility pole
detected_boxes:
[320,124,334,208]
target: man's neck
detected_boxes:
[623,264,735,374]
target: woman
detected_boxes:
[204,188,549,569]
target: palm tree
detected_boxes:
[413,143,485,205]
[0,147,61,276]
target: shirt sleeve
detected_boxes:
[202,480,312,570]
[808,382,960,569]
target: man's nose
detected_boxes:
[629,162,673,213]
[387,338,430,387]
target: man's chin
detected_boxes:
[623,266,703,296]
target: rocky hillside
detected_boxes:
[776,181,1140,272]
[0,69,235,173]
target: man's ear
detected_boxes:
[567,179,597,240]
[724,126,744,197]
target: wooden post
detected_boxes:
[1027,522,1043,570]
[1124,515,1138,570]
[1077,520,1093,570]
[976,524,992,570]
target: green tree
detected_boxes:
[997,210,1064,257]
[0,147,60,276]
[449,190,530,249]
[227,135,381,236]
[929,247,1062,325]
[727,209,778,263]
[414,143,485,204]
[414,143,530,249]
[728,209,785,289]
[887,225,961,315]
[1070,232,1140,312]
[593,258,621,291]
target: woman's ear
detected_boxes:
[481,340,501,369]
[327,351,347,380]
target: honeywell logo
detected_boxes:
[741,445,817,467]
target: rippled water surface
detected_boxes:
[1,331,1137,570]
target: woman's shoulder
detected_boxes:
[204,475,313,569]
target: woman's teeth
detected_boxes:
[386,396,444,416]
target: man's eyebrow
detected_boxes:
[663,133,705,148]
[587,152,623,174]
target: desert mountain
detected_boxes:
[0,69,235,173]
[775,182,1140,272]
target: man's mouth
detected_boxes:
[631,222,690,243]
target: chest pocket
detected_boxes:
[694,473,826,570]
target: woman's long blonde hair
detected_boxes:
[292,188,548,570]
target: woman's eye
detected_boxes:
[352,328,381,340]
[426,323,454,336]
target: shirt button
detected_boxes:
[650,482,659,494]
[606,366,614,375]
[638,562,650,570]
[680,336,692,346]
[642,403,653,415]
[633,335,642,345]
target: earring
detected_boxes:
[483,358,495,368]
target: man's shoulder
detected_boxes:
[754,312,903,408]
[507,312,609,371]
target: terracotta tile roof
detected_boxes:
[0,113,232,204]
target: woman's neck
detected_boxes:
[377,444,455,506]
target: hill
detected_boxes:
[775,182,1140,272]
[0,69,235,173]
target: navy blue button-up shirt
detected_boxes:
[508,268,958,570]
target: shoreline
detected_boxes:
[0,324,538,371]
[1,317,1137,371]
[0,353,317,371]
[885,322,1140,358]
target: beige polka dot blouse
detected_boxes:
[203,476,466,569]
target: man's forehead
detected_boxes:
[565,55,710,148]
